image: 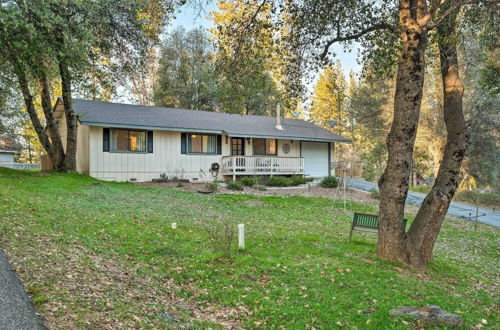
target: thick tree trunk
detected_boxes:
[59,60,78,172]
[9,54,56,162]
[38,73,65,169]
[403,7,466,268]
[377,10,429,263]
[378,2,467,269]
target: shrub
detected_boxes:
[320,176,339,188]
[369,188,380,199]
[267,176,292,187]
[201,217,237,259]
[227,181,244,191]
[205,181,219,191]
[253,184,267,191]
[240,177,257,187]
[290,175,307,186]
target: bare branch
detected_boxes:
[427,0,481,30]
[319,23,399,61]
[234,0,268,56]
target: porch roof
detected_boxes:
[66,99,351,143]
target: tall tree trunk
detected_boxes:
[59,60,78,172]
[9,52,56,163]
[377,1,429,264]
[38,72,65,169]
[378,1,467,269]
[403,6,466,268]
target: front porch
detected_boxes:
[221,156,304,179]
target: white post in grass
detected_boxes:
[171,223,177,229]
[238,224,245,250]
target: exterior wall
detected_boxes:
[330,143,335,176]
[238,138,300,157]
[77,124,89,174]
[84,126,330,182]
[56,110,89,173]
[89,127,230,182]
[277,139,300,157]
[0,152,15,163]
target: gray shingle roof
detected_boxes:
[71,99,350,143]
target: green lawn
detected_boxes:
[0,168,498,329]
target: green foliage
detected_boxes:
[267,176,292,187]
[226,181,244,191]
[154,27,218,111]
[252,184,267,191]
[290,176,308,186]
[205,181,219,192]
[455,190,500,209]
[369,188,380,199]
[310,62,349,137]
[240,177,257,187]
[320,176,339,188]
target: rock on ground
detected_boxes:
[390,305,463,326]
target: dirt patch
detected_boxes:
[140,181,377,204]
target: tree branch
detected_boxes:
[319,23,399,61]
[427,0,480,30]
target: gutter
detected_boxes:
[79,121,352,144]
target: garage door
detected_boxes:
[302,142,329,177]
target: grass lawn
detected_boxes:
[0,168,498,329]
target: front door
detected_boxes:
[231,138,245,155]
[231,138,245,171]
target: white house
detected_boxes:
[0,150,15,164]
[54,99,350,182]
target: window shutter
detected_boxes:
[181,133,187,154]
[147,131,153,153]
[103,128,110,152]
[217,135,222,155]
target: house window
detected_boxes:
[188,134,217,154]
[253,138,277,155]
[110,129,147,152]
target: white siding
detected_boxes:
[242,138,300,157]
[0,153,15,163]
[89,127,230,182]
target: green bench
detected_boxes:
[349,212,408,241]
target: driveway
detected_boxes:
[348,178,500,228]
[0,248,46,329]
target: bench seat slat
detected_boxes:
[350,212,408,241]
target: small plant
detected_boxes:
[206,181,219,191]
[267,176,292,187]
[240,177,257,187]
[227,181,244,191]
[320,176,339,188]
[253,184,267,191]
[290,175,307,186]
[160,173,167,180]
[201,217,237,259]
[369,188,380,199]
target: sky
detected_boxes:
[167,2,362,75]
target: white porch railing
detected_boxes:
[222,156,304,177]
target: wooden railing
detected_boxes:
[222,156,304,176]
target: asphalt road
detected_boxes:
[347,178,500,228]
[0,248,46,330]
